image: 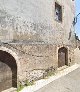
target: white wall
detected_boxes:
[0,0,75,44]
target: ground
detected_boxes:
[35,67,80,92]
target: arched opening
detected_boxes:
[58,47,68,68]
[0,50,17,91]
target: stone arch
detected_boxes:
[58,47,68,67]
[0,47,18,91]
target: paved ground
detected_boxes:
[35,67,80,92]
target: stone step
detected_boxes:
[57,65,68,71]
[2,87,17,92]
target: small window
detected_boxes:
[55,2,62,22]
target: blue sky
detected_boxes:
[75,0,80,39]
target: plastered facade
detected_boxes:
[0,0,77,89]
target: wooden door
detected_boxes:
[58,47,68,67]
[0,62,12,91]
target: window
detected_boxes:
[55,2,62,22]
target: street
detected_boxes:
[35,67,80,92]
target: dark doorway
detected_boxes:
[58,47,68,67]
[0,50,17,91]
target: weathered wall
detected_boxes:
[0,43,75,83]
[0,0,75,45]
[0,0,76,89]
[74,47,80,64]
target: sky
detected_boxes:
[75,0,80,39]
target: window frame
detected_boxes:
[55,2,62,23]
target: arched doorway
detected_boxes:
[58,47,68,67]
[0,50,17,91]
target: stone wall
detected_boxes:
[74,47,80,64]
[0,0,76,89]
[0,43,75,83]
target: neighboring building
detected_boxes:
[0,0,76,91]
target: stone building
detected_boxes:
[0,0,76,91]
